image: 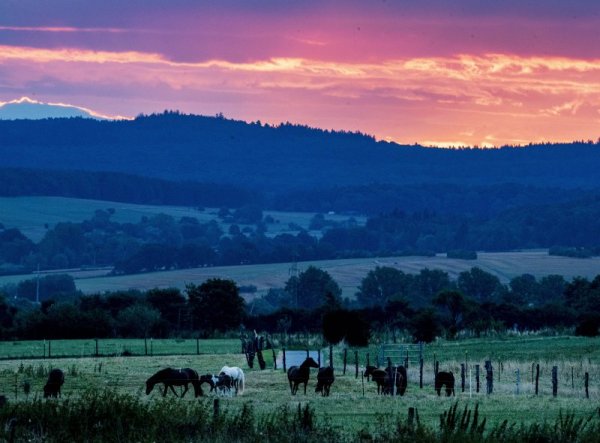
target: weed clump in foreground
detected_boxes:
[0,389,336,442]
[1,392,600,442]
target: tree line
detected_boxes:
[3,200,600,277]
[2,265,599,342]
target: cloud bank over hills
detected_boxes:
[0,97,127,120]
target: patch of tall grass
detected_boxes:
[1,390,599,442]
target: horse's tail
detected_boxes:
[238,370,245,395]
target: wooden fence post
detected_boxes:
[408,407,415,428]
[585,372,589,399]
[535,364,540,395]
[485,360,493,394]
[419,358,423,389]
[475,364,480,393]
[355,350,359,378]
[306,349,309,359]
[571,367,574,389]
[435,360,439,377]
[343,349,348,375]
[515,368,520,395]
[213,398,220,419]
[329,344,333,369]
[405,348,409,369]
[150,338,153,356]
[282,348,286,372]
[144,337,148,356]
[552,366,558,397]
[317,350,321,367]
[461,363,466,392]
[48,340,51,358]
[196,338,200,355]
[95,338,99,357]
[272,348,277,370]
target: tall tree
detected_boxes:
[186,279,245,334]
[457,267,502,302]
[356,266,411,307]
[284,266,341,310]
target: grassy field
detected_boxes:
[2,251,600,300]
[0,337,599,434]
[0,196,365,242]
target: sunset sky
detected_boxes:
[1,0,600,147]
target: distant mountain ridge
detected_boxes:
[0,97,115,120]
[0,112,599,191]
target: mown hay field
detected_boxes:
[2,251,600,301]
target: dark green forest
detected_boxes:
[2,199,600,276]
[1,113,600,190]
[2,265,599,342]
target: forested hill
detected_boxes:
[1,112,600,190]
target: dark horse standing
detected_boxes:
[287,357,319,395]
[145,368,201,397]
[435,371,455,396]
[315,366,335,396]
[43,368,65,398]
[364,365,407,396]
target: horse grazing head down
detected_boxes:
[43,368,65,398]
[435,371,455,396]
[315,366,335,396]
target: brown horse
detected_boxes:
[315,366,335,396]
[145,368,201,397]
[435,371,455,396]
[287,357,319,395]
[43,368,64,398]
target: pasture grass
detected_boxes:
[1,335,599,439]
[0,196,364,242]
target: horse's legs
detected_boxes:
[181,384,189,398]
[289,380,294,395]
[162,384,168,397]
[169,384,179,397]
[303,381,307,395]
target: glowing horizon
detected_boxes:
[1,1,599,147]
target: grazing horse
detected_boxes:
[315,366,335,396]
[43,368,64,398]
[199,374,216,393]
[145,368,201,397]
[364,365,388,395]
[215,373,234,397]
[435,371,455,396]
[219,366,245,395]
[287,357,319,395]
[385,365,407,396]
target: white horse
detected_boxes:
[219,366,245,395]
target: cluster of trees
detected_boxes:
[3,265,599,342]
[4,196,600,277]
[0,279,245,340]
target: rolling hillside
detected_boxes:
[1,113,600,191]
[2,251,599,300]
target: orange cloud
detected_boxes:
[2,44,599,146]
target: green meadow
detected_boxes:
[0,335,598,433]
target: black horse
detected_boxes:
[145,368,201,397]
[385,365,407,396]
[364,365,388,394]
[435,371,455,396]
[315,366,335,396]
[199,374,216,393]
[287,357,319,395]
[43,368,64,398]
[215,373,234,397]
